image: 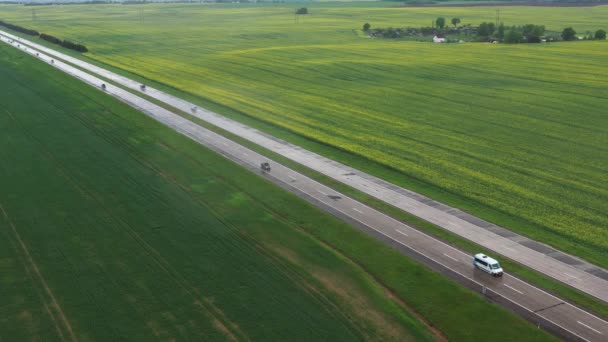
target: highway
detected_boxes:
[2,32,607,341]
[2,29,606,307]
[2,29,607,306]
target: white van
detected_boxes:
[473,253,503,277]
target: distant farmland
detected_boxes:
[0,2,606,268]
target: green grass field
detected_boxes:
[2,2,605,269]
[0,43,559,341]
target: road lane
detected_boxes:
[2,34,607,341]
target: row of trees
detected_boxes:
[1,21,88,52]
[363,24,442,38]
[40,33,62,45]
[40,33,88,52]
[477,23,546,43]
[490,23,605,43]
[561,27,606,40]
[0,21,39,36]
[434,17,606,43]
[61,40,88,52]
[364,19,606,44]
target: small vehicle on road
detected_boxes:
[260,162,271,172]
[140,84,146,91]
[101,83,106,90]
[473,253,503,277]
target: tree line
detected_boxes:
[40,33,88,52]
[473,21,605,43]
[0,20,88,53]
[363,18,606,43]
[437,17,606,43]
[0,21,39,36]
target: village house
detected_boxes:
[433,34,446,43]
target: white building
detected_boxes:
[433,35,446,43]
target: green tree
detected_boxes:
[523,24,545,43]
[504,29,523,44]
[363,23,371,32]
[561,27,577,41]
[497,23,505,39]
[478,22,495,37]
[436,17,446,29]
[451,18,461,27]
[382,27,399,38]
[595,29,606,40]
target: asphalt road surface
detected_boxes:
[2,32,607,341]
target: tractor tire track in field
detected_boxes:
[3,110,78,342]
[290,225,449,342]
[58,87,375,340]
[5,105,247,341]
[239,232,369,340]
[0,207,67,342]
[86,99,444,341]
[70,105,364,340]
[0,201,74,342]
[54,91,265,341]
[230,187,448,342]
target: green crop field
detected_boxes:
[0,3,608,267]
[0,1,606,270]
[0,43,558,341]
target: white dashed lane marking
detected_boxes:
[504,284,524,295]
[443,253,459,262]
[577,321,603,335]
[395,229,408,237]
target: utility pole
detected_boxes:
[496,8,500,27]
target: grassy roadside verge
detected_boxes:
[7,29,606,319]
